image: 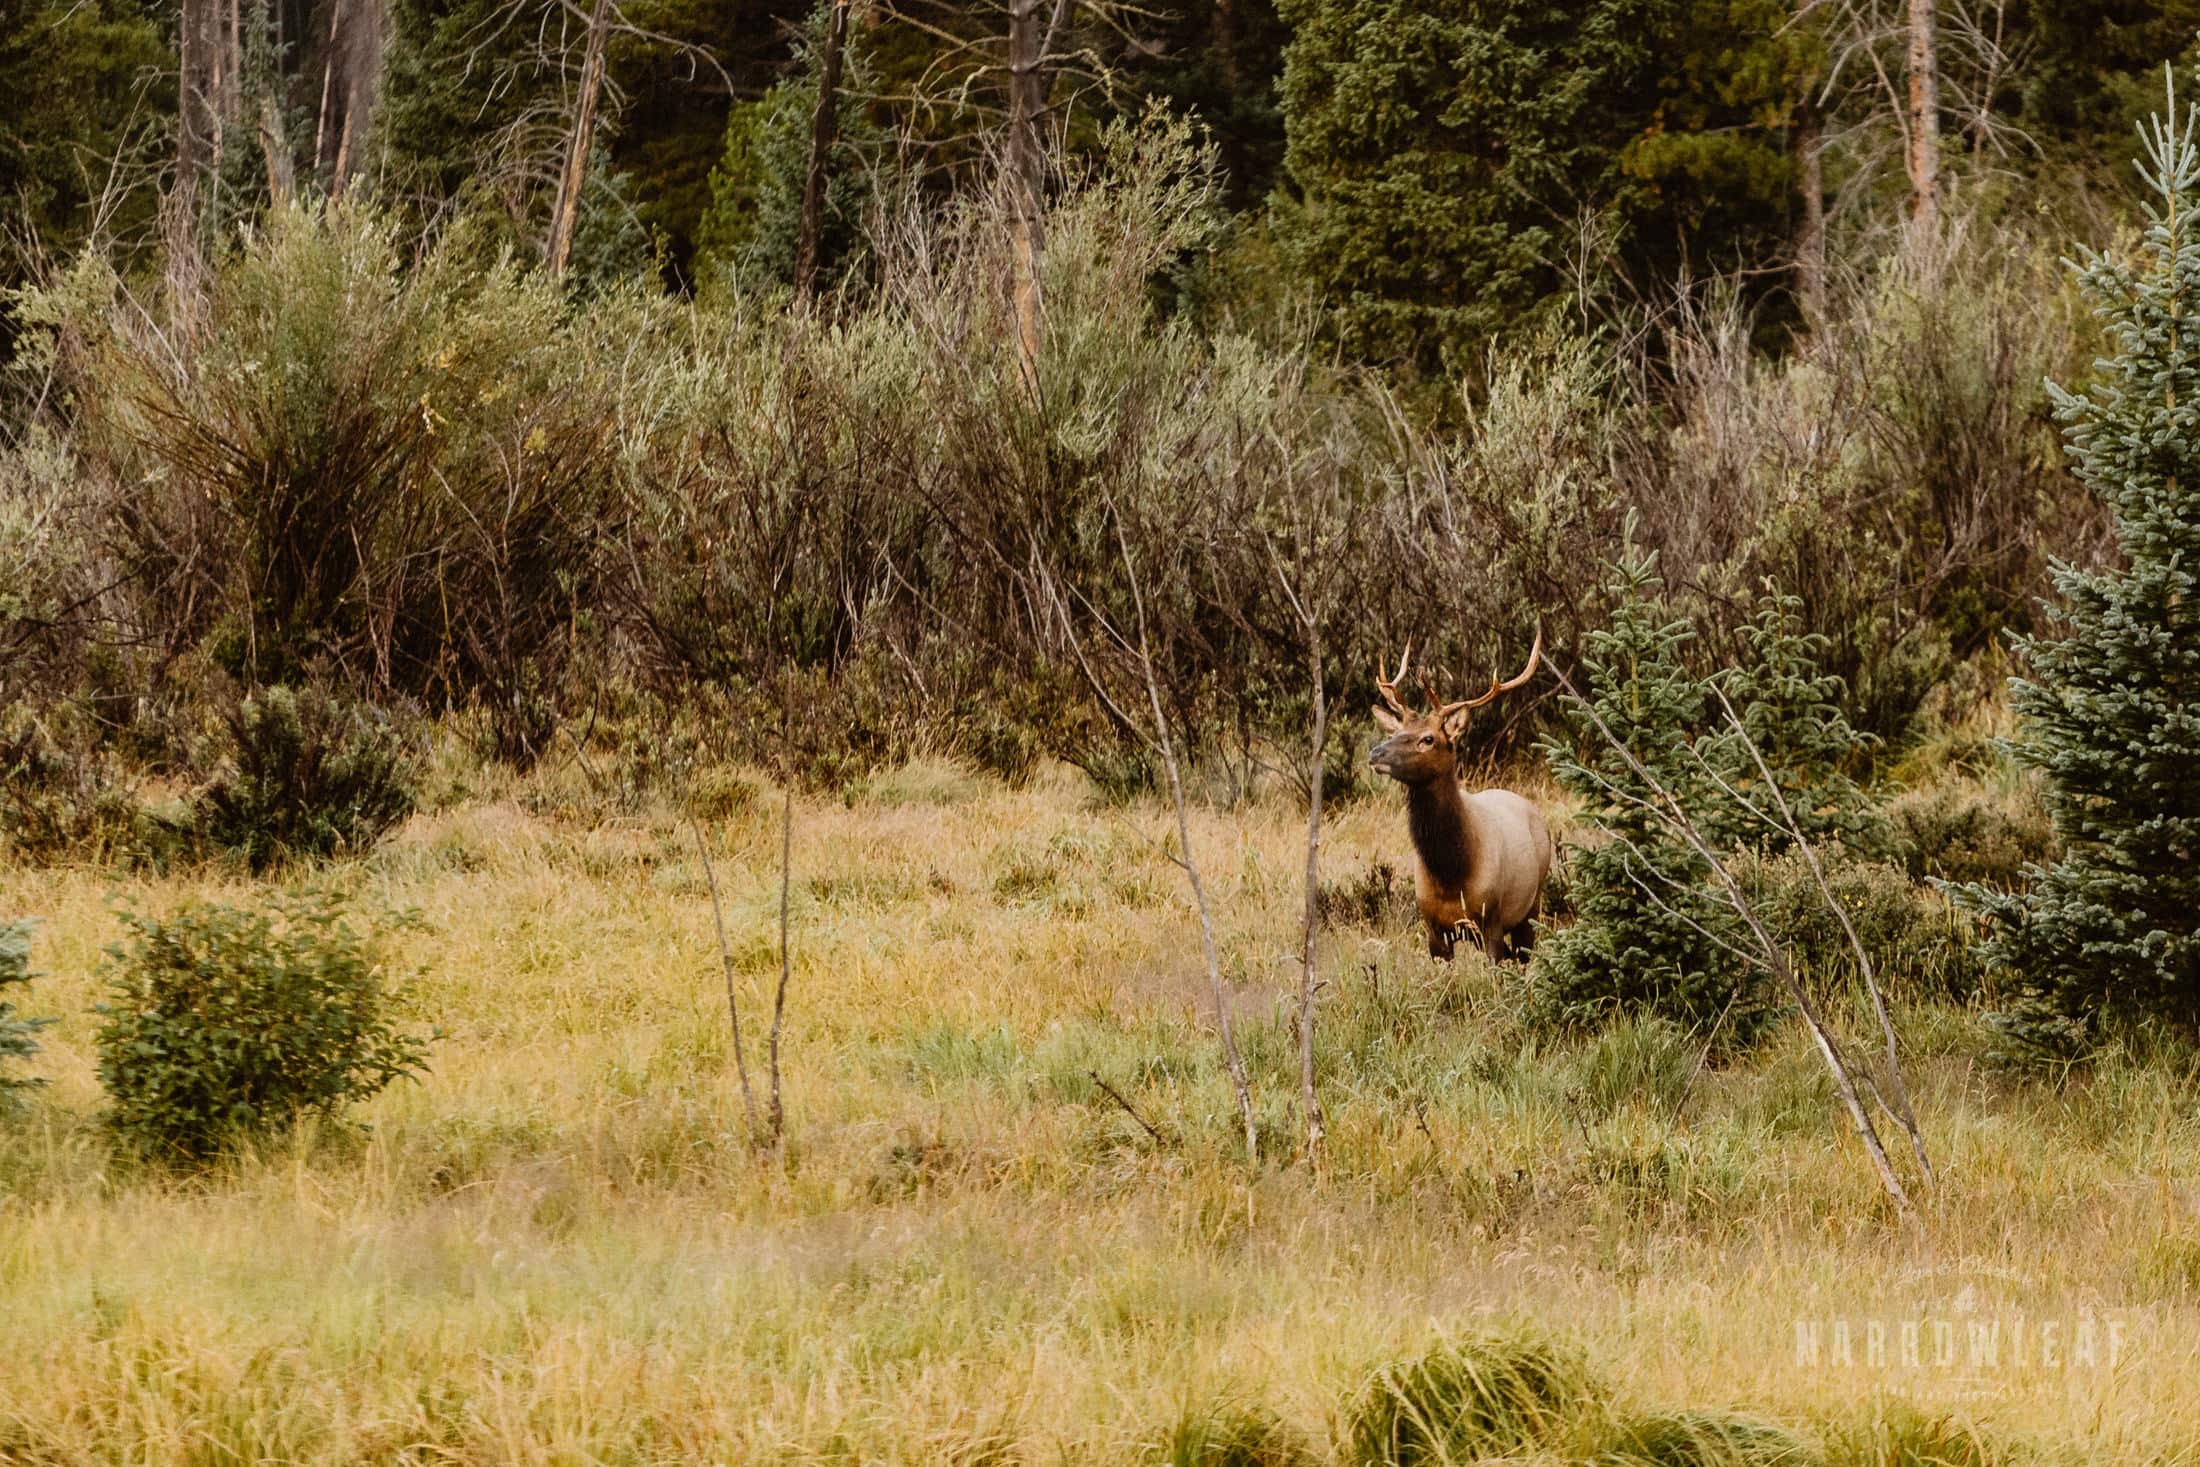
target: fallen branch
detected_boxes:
[1088,1070,1166,1145]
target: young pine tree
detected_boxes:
[1959,83,2200,1054]
[1536,553,1878,1038]
[1710,590,1881,859]
[1533,545,1756,1033]
[0,920,51,1113]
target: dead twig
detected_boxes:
[690,814,763,1143]
[1088,1070,1166,1145]
[768,669,794,1153]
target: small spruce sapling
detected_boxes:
[1958,77,2200,1056]
[1533,544,1756,1033]
[0,920,51,1111]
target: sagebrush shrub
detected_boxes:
[95,891,432,1158]
[196,686,417,870]
[0,919,51,1111]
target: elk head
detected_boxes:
[1367,627,1543,786]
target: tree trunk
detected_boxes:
[546,0,613,279]
[168,0,220,302]
[1005,0,1046,378]
[1905,0,1939,226]
[311,0,386,198]
[314,0,340,171]
[1794,101,1826,324]
[260,95,296,205]
[793,0,852,301]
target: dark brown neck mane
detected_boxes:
[1404,772,1476,893]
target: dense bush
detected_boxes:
[195,685,418,871]
[28,207,622,763]
[1887,778,2056,890]
[1,114,2107,816]
[0,705,146,862]
[95,891,432,1159]
[0,919,50,1111]
[1743,850,1983,1006]
[1643,235,2093,737]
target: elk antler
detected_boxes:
[1439,623,1544,718]
[1375,642,1415,716]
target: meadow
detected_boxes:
[4,744,2198,1466]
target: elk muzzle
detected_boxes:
[1368,733,1413,782]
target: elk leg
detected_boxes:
[1508,921,1537,963]
[1426,919,1455,961]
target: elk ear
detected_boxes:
[1442,706,1473,739]
[1371,705,1403,734]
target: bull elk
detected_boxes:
[1367,630,1553,962]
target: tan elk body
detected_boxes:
[1368,633,1553,962]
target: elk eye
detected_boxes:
[1419,735,1434,746]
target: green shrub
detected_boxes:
[0,705,146,863]
[1342,1332,1598,1465]
[1887,779,2055,890]
[95,891,432,1159]
[0,919,51,1111]
[196,686,417,871]
[1150,1400,1313,1467]
[1743,851,1983,1005]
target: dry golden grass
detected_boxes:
[3,754,2198,1464]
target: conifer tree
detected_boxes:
[1534,544,1755,1032]
[0,920,49,1113]
[1959,80,2200,1054]
[1711,591,1881,859]
[1272,0,1665,370]
[1536,553,1878,1037]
